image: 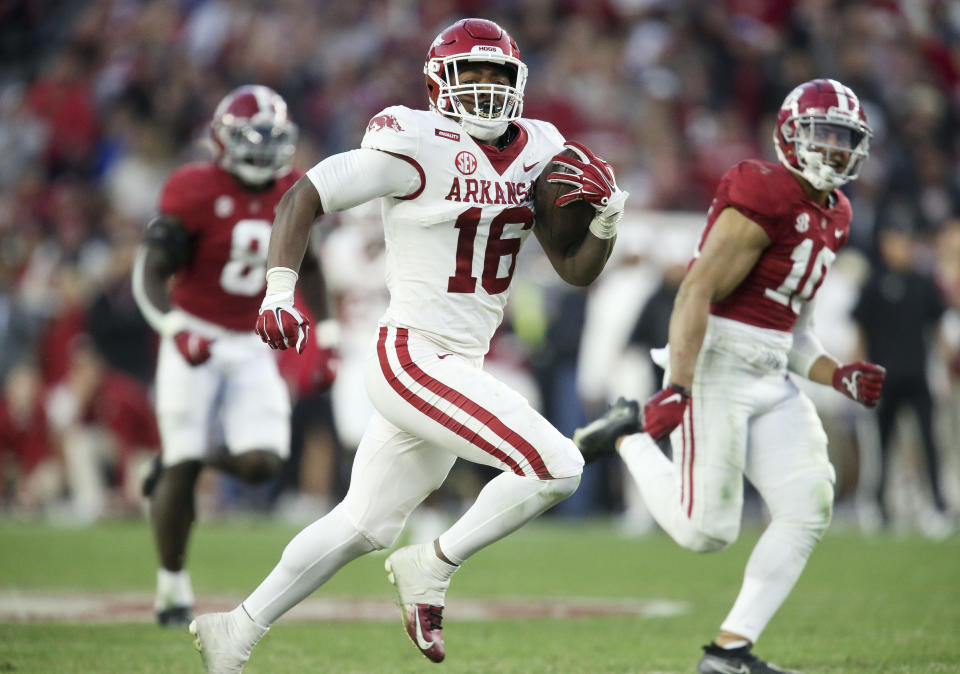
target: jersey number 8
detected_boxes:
[220,219,272,296]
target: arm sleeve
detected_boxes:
[305,148,421,213]
[787,298,828,377]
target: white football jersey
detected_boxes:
[357,106,565,357]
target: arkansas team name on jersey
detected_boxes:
[160,163,301,331]
[359,105,565,357]
[700,160,852,333]
[443,177,532,205]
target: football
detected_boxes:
[533,148,596,251]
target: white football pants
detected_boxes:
[155,331,290,464]
[242,325,582,625]
[619,317,835,643]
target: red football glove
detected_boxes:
[832,361,886,407]
[642,384,690,441]
[256,304,310,353]
[173,331,213,366]
[546,141,623,210]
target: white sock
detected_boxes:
[417,543,458,583]
[242,504,376,625]
[720,639,750,650]
[437,472,579,564]
[155,568,194,610]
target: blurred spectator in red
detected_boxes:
[45,335,159,523]
[0,361,61,514]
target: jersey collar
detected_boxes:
[469,122,529,176]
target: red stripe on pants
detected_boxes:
[377,327,551,478]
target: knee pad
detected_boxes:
[768,474,835,542]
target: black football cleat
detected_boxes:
[572,397,641,464]
[157,605,194,628]
[697,643,800,674]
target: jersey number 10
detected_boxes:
[764,238,836,313]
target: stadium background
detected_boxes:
[0,3,958,671]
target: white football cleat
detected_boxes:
[189,606,267,674]
[385,544,450,663]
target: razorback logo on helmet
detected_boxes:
[368,114,404,133]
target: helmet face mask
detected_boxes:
[211,85,298,186]
[774,79,872,192]
[424,19,527,142]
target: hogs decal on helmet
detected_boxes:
[424,18,527,142]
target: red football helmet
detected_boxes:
[211,85,298,186]
[774,78,871,191]
[424,18,527,142]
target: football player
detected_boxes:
[574,79,886,673]
[132,85,339,627]
[188,18,627,671]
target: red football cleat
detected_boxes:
[402,603,445,663]
[385,545,450,663]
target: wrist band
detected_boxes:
[668,383,691,398]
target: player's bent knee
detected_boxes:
[541,474,581,504]
[231,450,284,484]
[675,528,732,554]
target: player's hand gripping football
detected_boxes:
[832,361,886,407]
[642,384,690,441]
[256,268,311,353]
[546,141,628,239]
[173,331,214,366]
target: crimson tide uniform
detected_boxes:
[704,160,850,331]
[630,159,845,642]
[155,163,300,464]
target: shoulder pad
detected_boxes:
[145,215,192,270]
[360,106,420,156]
[159,163,217,218]
[523,119,565,148]
[720,160,794,218]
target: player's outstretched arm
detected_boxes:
[641,207,768,439]
[266,175,325,273]
[666,207,770,389]
[257,176,324,353]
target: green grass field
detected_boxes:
[0,517,957,673]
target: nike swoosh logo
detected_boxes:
[842,371,861,400]
[705,659,750,674]
[414,607,434,650]
[523,161,539,172]
[437,353,452,360]
[659,393,682,406]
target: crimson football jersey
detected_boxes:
[160,163,301,331]
[697,160,851,332]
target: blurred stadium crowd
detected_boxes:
[0,0,957,536]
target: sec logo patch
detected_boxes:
[455,151,477,175]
